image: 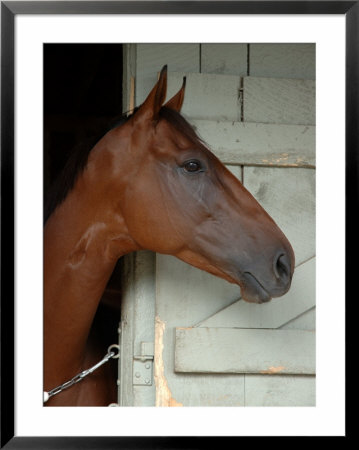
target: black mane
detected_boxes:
[44,106,202,224]
[44,112,133,224]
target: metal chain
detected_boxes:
[43,344,120,403]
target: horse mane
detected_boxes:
[44,106,202,224]
[44,112,133,223]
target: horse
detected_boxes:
[44,65,295,406]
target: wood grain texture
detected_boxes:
[280,307,316,331]
[166,373,245,406]
[243,77,315,125]
[120,251,156,406]
[249,44,315,80]
[167,72,241,121]
[192,119,315,167]
[244,374,316,406]
[175,328,315,375]
[243,167,315,265]
[201,43,248,75]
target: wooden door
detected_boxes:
[119,44,315,407]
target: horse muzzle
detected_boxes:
[237,250,294,304]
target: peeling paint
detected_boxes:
[154,316,183,407]
[260,366,285,374]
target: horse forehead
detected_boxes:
[155,118,199,149]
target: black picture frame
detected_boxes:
[1,1,355,447]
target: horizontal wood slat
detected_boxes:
[201,43,248,76]
[192,119,315,167]
[249,44,316,80]
[167,72,241,121]
[167,72,315,126]
[175,328,315,375]
[243,77,315,125]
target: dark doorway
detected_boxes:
[44,43,123,199]
[44,44,124,390]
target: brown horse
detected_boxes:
[44,66,295,406]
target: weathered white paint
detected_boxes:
[166,72,241,121]
[192,120,315,167]
[280,307,316,331]
[243,77,315,125]
[244,374,316,406]
[243,167,315,265]
[119,251,156,406]
[175,328,315,375]
[201,43,248,75]
[249,44,316,80]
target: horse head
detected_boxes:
[104,66,295,303]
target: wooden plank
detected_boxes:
[249,44,315,80]
[135,44,200,104]
[160,373,245,406]
[280,307,316,331]
[243,167,315,265]
[167,72,241,121]
[201,43,248,75]
[192,119,315,167]
[120,251,156,406]
[243,77,315,125]
[175,328,315,375]
[197,257,315,329]
[245,374,316,406]
[154,314,246,406]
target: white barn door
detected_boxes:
[119,44,315,407]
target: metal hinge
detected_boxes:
[133,342,154,386]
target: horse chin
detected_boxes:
[238,273,273,304]
[240,284,272,304]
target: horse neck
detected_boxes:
[44,139,138,389]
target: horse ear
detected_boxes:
[136,65,168,121]
[164,76,186,112]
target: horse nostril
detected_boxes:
[274,253,291,283]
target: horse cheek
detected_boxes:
[120,181,183,254]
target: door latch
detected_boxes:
[133,342,154,386]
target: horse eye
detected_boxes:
[182,160,203,173]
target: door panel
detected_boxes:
[121,44,316,406]
[245,375,316,406]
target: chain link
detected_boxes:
[44,344,120,403]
